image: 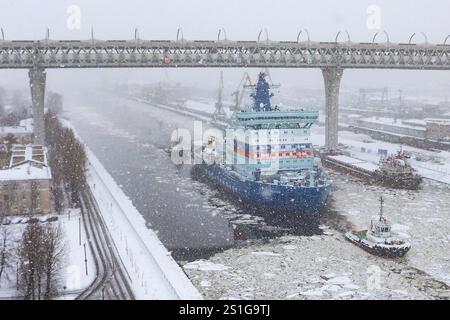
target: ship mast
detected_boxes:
[379,196,384,220]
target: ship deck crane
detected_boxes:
[231,72,252,113]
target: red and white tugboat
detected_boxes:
[345,197,411,258]
[373,149,422,190]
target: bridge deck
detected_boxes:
[0,39,449,69]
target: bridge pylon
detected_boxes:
[28,67,46,145]
[322,67,343,151]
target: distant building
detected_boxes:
[0,118,34,144]
[0,145,52,215]
[425,119,450,141]
[352,116,450,142]
[354,117,426,138]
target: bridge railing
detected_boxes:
[0,38,449,69]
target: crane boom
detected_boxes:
[231,72,252,112]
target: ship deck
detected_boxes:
[325,155,379,173]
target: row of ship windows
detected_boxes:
[254,151,311,157]
[256,159,310,164]
[255,144,310,150]
[230,130,309,137]
[252,130,308,134]
[250,138,309,142]
[280,159,311,165]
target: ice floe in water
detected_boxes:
[251,251,281,257]
[183,234,448,300]
[184,260,229,271]
[325,275,353,286]
[200,280,211,287]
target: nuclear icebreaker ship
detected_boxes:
[194,73,332,213]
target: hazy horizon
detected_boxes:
[0,0,449,99]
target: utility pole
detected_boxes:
[16,261,19,290]
[83,243,88,276]
[78,217,81,246]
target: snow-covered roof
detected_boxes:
[402,119,427,127]
[0,126,31,134]
[0,118,33,135]
[19,118,33,131]
[0,145,51,181]
[10,145,46,167]
[346,114,362,118]
[425,118,450,125]
[0,162,52,181]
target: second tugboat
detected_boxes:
[320,149,422,190]
[373,149,422,190]
[345,197,411,258]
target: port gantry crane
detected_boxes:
[213,71,227,122]
[231,72,253,115]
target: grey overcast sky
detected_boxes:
[1,0,450,97]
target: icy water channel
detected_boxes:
[64,90,450,297]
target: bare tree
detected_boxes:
[18,222,43,299]
[30,181,39,215]
[4,133,18,152]
[45,113,87,209]
[52,185,64,215]
[17,222,65,300]
[0,226,14,286]
[0,86,5,118]
[46,92,63,114]
[0,203,6,224]
[42,224,65,299]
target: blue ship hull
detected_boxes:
[194,164,332,214]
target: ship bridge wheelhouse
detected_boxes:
[224,72,323,184]
[370,217,392,238]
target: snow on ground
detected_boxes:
[183,234,441,300]
[59,209,96,298]
[184,99,216,114]
[85,147,202,299]
[0,210,96,299]
[185,99,233,118]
